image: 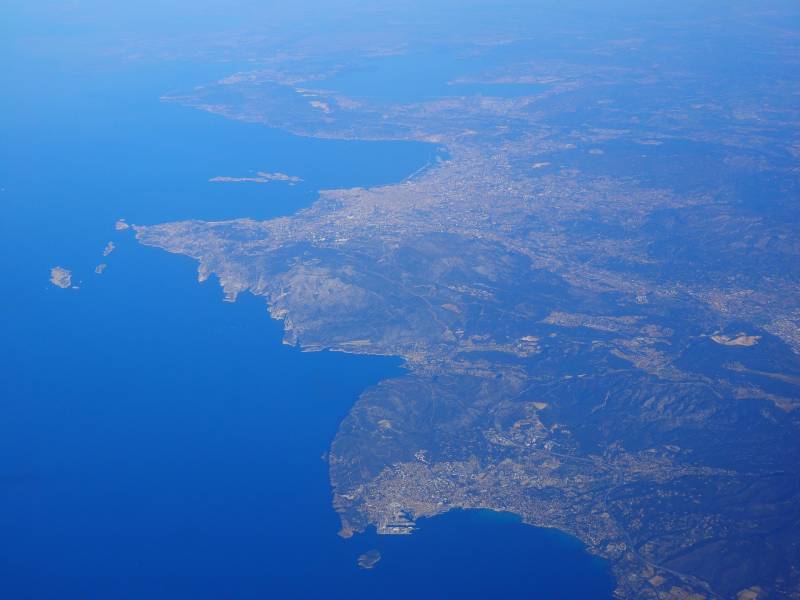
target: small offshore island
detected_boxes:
[209,171,302,185]
[357,549,381,570]
[49,266,73,289]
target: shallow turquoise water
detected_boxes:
[0,12,615,600]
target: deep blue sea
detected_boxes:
[1,10,614,600]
